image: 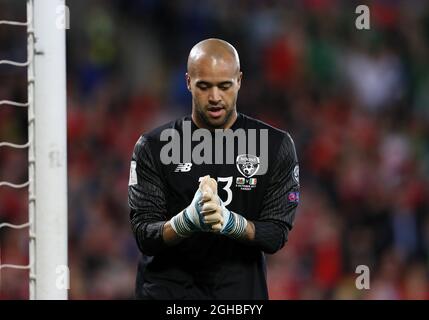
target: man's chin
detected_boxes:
[204,115,227,129]
[196,108,233,129]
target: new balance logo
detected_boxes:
[174,163,192,172]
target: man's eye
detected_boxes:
[198,85,208,90]
[219,85,231,91]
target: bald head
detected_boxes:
[187,38,240,76]
[186,39,242,130]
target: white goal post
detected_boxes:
[29,0,68,299]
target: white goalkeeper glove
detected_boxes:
[215,197,248,239]
[170,176,222,237]
[199,179,248,239]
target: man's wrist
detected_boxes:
[221,210,248,239]
[163,220,186,245]
[170,209,195,238]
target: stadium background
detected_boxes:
[1,0,428,299]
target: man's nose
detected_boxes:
[208,87,221,104]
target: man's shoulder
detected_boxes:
[140,115,189,143]
[132,116,188,157]
[239,113,297,156]
[239,113,289,139]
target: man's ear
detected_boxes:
[185,73,192,91]
[237,72,243,90]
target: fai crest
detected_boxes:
[236,154,260,178]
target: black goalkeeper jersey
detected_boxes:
[128,113,299,300]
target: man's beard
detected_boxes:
[197,105,234,130]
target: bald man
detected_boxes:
[128,38,300,299]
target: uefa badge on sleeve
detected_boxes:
[287,191,300,203]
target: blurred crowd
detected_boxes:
[1,0,428,299]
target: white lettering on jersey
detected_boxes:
[175,163,192,172]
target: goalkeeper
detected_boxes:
[128,38,299,299]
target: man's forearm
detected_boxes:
[243,220,255,241]
[162,220,184,245]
